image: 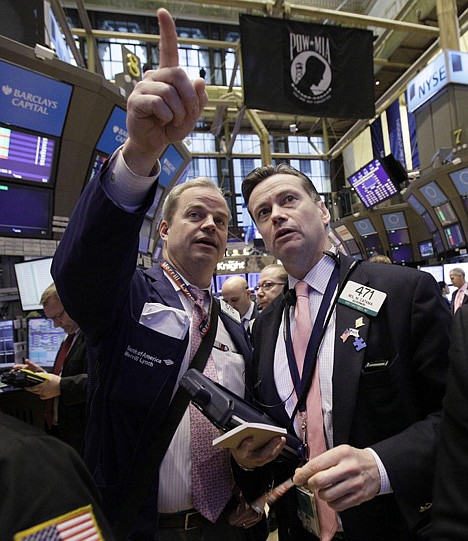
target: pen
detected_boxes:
[250,477,295,514]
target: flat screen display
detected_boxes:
[347,158,398,208]
[391,245,413,263]
[215,274,232,293]
[139,218,153,253]
[27,318,66,368]
[434,201,458,226]
[419,181,447,206]
[86,151,108,185]
[361,233,382,251]
[334,224,354,242]
[463,195,468,213]
[14,258,53,311]
[422,212,437,233]
[0,320,15,365]
[406,193,426,215]
[247,272,260,290]
[382,211,407,231]
[449,166,468,196]
[418,240,435,259]
[432,231,444,254]
[0,59,73,137]
[146,185,165,219]
[159,144,190,189]
[96,106,127,155]
[345,238,361,255]
[388,228,410,246]
[353,218,377,236]
[444,224,466,248]
[420,265,444,282]
[0,125,57,185]
[0,182,52,238]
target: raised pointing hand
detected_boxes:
[123,8,208,175]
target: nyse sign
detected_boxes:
[407,50,468,113]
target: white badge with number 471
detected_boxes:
[338,281,387,317]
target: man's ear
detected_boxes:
[159,219,169,240]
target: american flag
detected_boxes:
[14,506,103,541]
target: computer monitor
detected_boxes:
[27,317,66,369]
[449,166,468,196]
[418,240,435,259]
[387,228,410,246]
[0,124,58,185]
[419,265,444,282]
[353,218,377,236]
[422,212,437,233]
[247,272,260,290]
[14,257,53,311]
[344,238,361,255]
[382,211,407,231]
[419,181,447,206]
[434,201,458,226]
[0,182,53,239]
[444,224,466,249]
[361,233,382,251]
[391,245,413,263]
[432,231,445,254]
[406,193,426,215]
[0,320,15,365]
[347,157,399,208]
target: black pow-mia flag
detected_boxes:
[240,14,375,120]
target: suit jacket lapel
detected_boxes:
[333,260,370,445]
[255,297,291,428]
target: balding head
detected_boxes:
[221,276,252,318]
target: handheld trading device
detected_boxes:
[179,368,303,463]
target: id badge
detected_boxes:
[296,486,320,537]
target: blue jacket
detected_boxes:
[52,172,253,539]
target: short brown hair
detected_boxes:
[242,164,321,210]
[162,177,228,225]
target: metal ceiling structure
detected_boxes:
[60,0,468,160]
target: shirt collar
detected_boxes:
[288,252,336,295]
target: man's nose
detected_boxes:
[201,215,216,230]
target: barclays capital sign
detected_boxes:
[407,50,468,113]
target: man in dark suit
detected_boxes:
[431,305,468,540]
[449,267,467,314]
[52,9,271,541]
[233,163,450,541]
[221,275,259,331]
[17,283,87,453]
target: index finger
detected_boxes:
[157,8,179,68]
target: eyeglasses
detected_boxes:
[50,309,66,323]
[255,282,286,292]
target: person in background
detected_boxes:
[233,163,450,541]
[255,264,288,311]
[431,305,468,540]
[51,9,273,540]
[14,283,87,453]
[367,253,392,264]
[449,268,467,314]
[0,411,114,540]
[437,281,451,309]
[222,275,259,331]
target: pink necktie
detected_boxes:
[293,281,338,541]
[454,288,465,313]
[189,287,233,522]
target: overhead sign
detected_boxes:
[0,60,73,137]
[407,50,468,113]
[217,255,276,274]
